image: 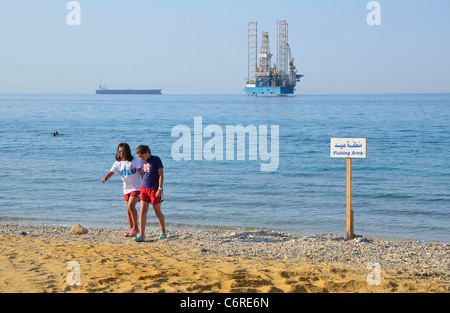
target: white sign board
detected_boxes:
[330,138,367,158]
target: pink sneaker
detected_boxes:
[124,228,139,237]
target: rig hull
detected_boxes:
[245,86,294,96]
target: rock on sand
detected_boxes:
[69,224,88,235]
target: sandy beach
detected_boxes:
[0,224,448,293]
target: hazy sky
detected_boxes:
[0,0,449,94]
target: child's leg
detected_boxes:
[152,202,166,234]
[127,196,139,229]
[124,200,133,229]
[139,200,150,237]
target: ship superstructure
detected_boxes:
[246,20,303,96]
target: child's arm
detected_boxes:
[138,168,143,179]
[156,168,164,197]
[101,171,114,183]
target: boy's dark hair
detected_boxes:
[136,145,151,156]
[115,142,134,162]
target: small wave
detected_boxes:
[363,193,414,200]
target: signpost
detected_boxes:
[330,138,367,240]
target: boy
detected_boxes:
[134,145,166,241]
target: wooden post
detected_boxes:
[346,157,354,240]
[331,138,366,240]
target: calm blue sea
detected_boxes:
[0,93,449,242]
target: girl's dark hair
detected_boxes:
[115,142,134,162]
[136,145,151,156]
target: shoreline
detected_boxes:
[2,219,448,244]
[0,224,448,293]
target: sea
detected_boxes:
[0,93,449,243]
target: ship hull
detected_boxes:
[96,89,162,95]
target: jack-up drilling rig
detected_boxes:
[245,20,303,96]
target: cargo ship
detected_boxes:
[245,21,303,96]
[95,86,162,95]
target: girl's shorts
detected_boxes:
[140,186,162,204]
[124,190,140,201]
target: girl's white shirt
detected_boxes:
[110,156,143,194]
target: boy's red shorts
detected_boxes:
[124,190,140,201]
[140,186,162,204]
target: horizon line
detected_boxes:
[1,91,450,96]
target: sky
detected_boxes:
[0,0,449,95]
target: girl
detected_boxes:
[101,143,143,237]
